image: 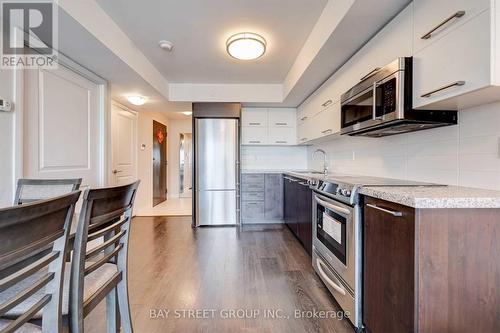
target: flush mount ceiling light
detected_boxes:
[126,95,147,106]
[158,40,174,52]
[226,32,266,60]
[182,111,193,116]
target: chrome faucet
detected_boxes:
[313,149,329,176]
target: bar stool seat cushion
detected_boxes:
[0,262,117,319]
[0,319,41,332]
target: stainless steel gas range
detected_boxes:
[308,175,439,329]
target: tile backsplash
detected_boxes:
[308,101,500,190]
[242,145,308,171]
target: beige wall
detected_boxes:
[135,111,170,214]
[167,118,192,198]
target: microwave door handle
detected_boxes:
[316,258,347,296]
[315,195,351,215]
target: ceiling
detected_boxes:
[94,0,328,84]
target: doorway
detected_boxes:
[153,120,167,206]
[179,133,193,198]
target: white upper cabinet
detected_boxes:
[241,108,297,146]
[413,0,489,53]
[241,108,268,127]
[413,2,500,110]
[268,108,296,127]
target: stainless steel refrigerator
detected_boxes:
[194,118,239,226]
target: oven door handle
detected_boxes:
[315,195,351,215]
[316,258,347,296]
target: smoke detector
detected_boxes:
[158,40,174,52]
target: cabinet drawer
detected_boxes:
[268,109,296,127]
[413,0,489,52]
[413,10,491,109]
[241,108,268,127]
[242,191,264,201]
[242,173,265,184]
[241,127,268,145]
[241,201,265,220]
[268,127,296,145]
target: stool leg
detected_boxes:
[106,288,120,333]
[117,277,133,333]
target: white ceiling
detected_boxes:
[94,0,328,84]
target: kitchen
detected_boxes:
[0,0,499,332]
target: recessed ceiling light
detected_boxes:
[226,32,266,60]
[158,40,174,52]
[182,111,193,116]
[127,95,147,106]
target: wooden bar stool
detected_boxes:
[14,179,82,205]
[0,191,81,333]
[70,181,140,333]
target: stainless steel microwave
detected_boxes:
[340,57,457,137]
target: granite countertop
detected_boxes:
[359,185,500,209]
[241,169,315,174]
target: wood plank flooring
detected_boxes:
[86,217,355,333]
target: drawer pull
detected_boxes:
[275,122,288,126]
[420,81,465,98]
[421,11,465,40]
[249,122,261,126]
[300,116,308,121]
[300,138,308,142]
[321,129,333,134]
[360,67,381,81]
[321,100,333,107]
[366,203,402,217]
[275,140,287,144]
[248,140,261,144]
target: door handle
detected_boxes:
[314,195,351,215]
[421,11,465,40]
[366,203,402,217]
[112,170,123,174]
[316,258,346,296]
[420,81,465,98]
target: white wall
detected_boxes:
[308,101,500,190]
[0,69,16,207]
[242,145,308,171]
[167,118,192,197]
[135,111,170,214]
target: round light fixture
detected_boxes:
[226,32,266,60]
[127,95,147,106]
[182,111,193,116]
[158,40,174,52]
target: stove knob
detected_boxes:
[345,190,351,197]
[336,188,342,195]
[341,189,348,196]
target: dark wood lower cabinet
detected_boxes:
[363,196,500,333]
[284,175,312,256]
[363,197,415,333]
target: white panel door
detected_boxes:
[24,65,103,187]
[111,103,137,185]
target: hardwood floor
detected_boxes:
[86,217,354,333]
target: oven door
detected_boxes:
[312,193,355,288]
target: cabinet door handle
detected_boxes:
[360,67,381,81]
[300,116,308,121]
[275,122,287,126]
[366,203,403,217]
[275,141,287,144]
[249,140,261,144]
[321,129,333,134]
[249,122,261,126]
[300,138,308,142]
[421,11,465,40]
[420,81,465,98]
[298,182,309,186]
[321,100,333,107]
